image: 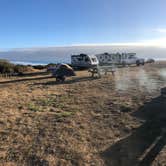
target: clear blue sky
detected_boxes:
[0,0,166,49]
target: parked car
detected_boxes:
[146,58,155,63]
[123,56,145,66]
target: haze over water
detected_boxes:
[0,45,166,65]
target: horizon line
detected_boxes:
[1,41,166,51]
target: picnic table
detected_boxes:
[88,65,116,78]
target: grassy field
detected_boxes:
[0,62,166,166]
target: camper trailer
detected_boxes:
[71,54,99,68]
[95,52,144,66]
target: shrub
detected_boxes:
[32,65,46,70]
[14,65,29,73]
[0,59,15,73]
[46,63,56,68]
[0,59,33,74]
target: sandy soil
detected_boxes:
[0,62,166,166]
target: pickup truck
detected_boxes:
[122,57,145,66]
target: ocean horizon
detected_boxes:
[0,45,166,65]
[10,57,166,66]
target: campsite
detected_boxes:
[0,0,166,165]
[0,61,165,165]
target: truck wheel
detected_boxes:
[136,60,140,66]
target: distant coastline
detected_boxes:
[10,58,166,66]
[1,45,166,66]
[11,61,50,66]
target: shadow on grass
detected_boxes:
[101,93,166,166]
[17,71,49,77]
[0,74,99,87]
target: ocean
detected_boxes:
[0,45,166,65]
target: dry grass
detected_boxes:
[0,62,165,165]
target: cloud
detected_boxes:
[72,38,166,48]
[2,37,166,52]
[155,28,166,33]
[140,37,166,47]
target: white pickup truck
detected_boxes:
[122,55,145,66]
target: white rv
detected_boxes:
[71,54,99,68]
[95,52,144,66]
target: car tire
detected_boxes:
[136,60,140,66]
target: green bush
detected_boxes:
[0,60,15,73]
[14,65,29,73]
[0,59,32,74]
[46,63,56,68]
[32,65,46,70]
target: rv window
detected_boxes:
[78,57,83,61]
[92,58,96,62]
[129,55,135,59]
[85,57,90,62]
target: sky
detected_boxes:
[0,0,166,49]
